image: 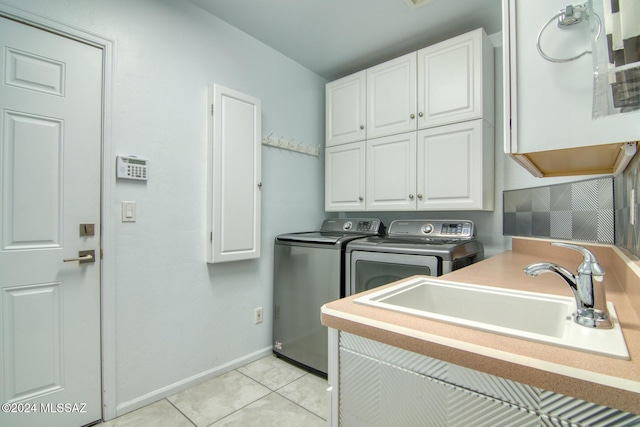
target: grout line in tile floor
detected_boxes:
[164,399,197,427]
[98,354,328,427]
[236,369,326,418]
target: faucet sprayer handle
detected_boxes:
[551,242,605,278]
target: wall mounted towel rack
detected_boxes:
[262,133,320,157]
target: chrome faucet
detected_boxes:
[524,242,612,329]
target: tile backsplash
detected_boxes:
[615,152,640,257]
[503,177,615,244]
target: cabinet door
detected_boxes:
[417,28,492,129]
[325,141,366,212]
[504,0,640,154]
[417,120,494,211]
[326,71,366,146]
[207,84,261,263]
[366,52,417,139]
[366,133,416,211]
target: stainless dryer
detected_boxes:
[345,219,483,296]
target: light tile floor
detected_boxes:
[99,355,328,427]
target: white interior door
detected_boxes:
[0,16,102,427]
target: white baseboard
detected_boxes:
[113,346,273,419]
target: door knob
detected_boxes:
[63,249,95,264]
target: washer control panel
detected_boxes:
[320,218,383,235]
[389,220,475,239]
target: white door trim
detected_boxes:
[0,1,117,421]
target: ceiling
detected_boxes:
[187,0,503,81]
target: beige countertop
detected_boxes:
[321,237,640,414]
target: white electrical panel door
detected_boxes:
[207,84,261,263]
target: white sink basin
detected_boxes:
[354,277,629,359]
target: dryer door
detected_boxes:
[348,251,440,296]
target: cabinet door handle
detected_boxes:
[418,112,423,117]
[409,194,414,200]
[410,114,415,119]
[359,196,364,201]
[417,194,423,199]
[360,125,364,130]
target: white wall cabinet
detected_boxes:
[325,71,366,147]
[366,53,417,139]
[503,0,640,177]
[366,133,417,211]
[327,28,493,145]
[363,122,493,212]
[418,28,494,129]
[325,141,366,212]
[325,28,494,212]
[207,84,261,263]
[417,120,494,211]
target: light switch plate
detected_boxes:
[122,201,136,222]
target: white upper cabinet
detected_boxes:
[417,28,494,129]
[366,53,417,139]
[366,133,417,211]
[325,28,495,212]
[417,120,494,211]
[325,141,366,211]
[503,0,640,177]
[326,71,366,147]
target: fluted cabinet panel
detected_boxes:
[339,349,381,426]
[540,391,640,426]
[340,332,384,359]
[378,342,449,382]
[342,332,448,381]
[448,364,542,411]
[446,387,539,427]
[379,363,448,427]
[337,333,640,427]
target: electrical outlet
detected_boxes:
[254,307,263,324]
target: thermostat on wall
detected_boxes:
[116,155,148,181]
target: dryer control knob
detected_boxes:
[343,221,353,230]
[422,224,434,234]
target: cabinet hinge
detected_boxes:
[211,104,214,116]
[210,232,213,242]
